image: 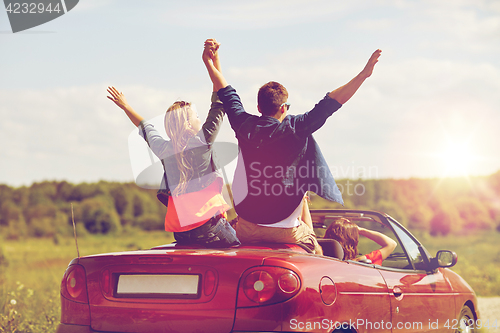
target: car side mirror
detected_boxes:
[431,250,458,269]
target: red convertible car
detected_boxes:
[56,209,478,333]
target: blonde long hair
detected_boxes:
[164,101,197,196]
[324,218,359,260]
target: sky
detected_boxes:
[1,0,500,187]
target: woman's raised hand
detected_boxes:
[106,86,129,110]
[203,39,220,59]
[106,86,143,126]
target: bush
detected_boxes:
[456,197,494,230]
[81,197,122,234]
[375,199,408,225]
[68,183,104,201]
[135,214,164,231]
[2,219,28,240]
[30,217,55,237]
[84,208,121,234]
[56,181,74,202]
[0,201,23,226]
[110,186,130,216]
[407,205,433,230]
[430,206,461,236]
[0,245,8,268]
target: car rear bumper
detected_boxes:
[56,323,300,333]
[55,323,96,333]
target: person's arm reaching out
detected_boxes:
[357,227,397,261]
[107,86,168,157]
[107,86,144,127]
[328,49,382,104]
[212,42,222,77]
[203,38,253,134]
[289,49,381,138]
[202,41,226,144]
[203,39,228,92]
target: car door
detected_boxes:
[376,219,456,332]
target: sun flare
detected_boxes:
[437,141,475,177]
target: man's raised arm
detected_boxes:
[203,39,228,92]
[328,49,382,105]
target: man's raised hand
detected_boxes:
[360,49,382,79]
[203,39,220,63]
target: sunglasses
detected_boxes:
[281,102,291,110]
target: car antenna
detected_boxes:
[71,203,80,261]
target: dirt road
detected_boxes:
[478,297,500,331]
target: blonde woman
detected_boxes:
[324,218,396,264]
[107,41,240,247]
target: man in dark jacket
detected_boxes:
[203,39,381,254]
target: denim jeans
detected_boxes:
[174,214,241,248]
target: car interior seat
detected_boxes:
[318,239,344,259]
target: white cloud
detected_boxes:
[163,0,359,30]
[350,18,398,31]
[222,45,500,179]
[0,83,243,186]
[72,0,114,12]
[409,0,500,53]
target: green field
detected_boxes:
[1,231,499,333]
[0,231,173,333]
[414,230,500,297]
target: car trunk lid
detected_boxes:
[78,248,267,333]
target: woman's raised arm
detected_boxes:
[107,86,144,127]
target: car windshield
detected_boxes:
[313,211,428,270]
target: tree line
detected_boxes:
[312,171,500,235]
[0,181,166,239]
[1,171,499,239]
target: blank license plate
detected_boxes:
[116,274,199,298]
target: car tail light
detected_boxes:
[101,269,111,296]
[204,269,217,296]
[237,266,301,307]
[61,264,88,304]
[278,272,299,293]
[243,270,276,303]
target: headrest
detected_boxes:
[318,238,344,259]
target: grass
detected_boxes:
[414,230,500,296]
[0,230,498,332]
[0,230,172,333]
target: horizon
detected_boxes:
[2,169,500,189]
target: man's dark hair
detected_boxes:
[257,81,288,116]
